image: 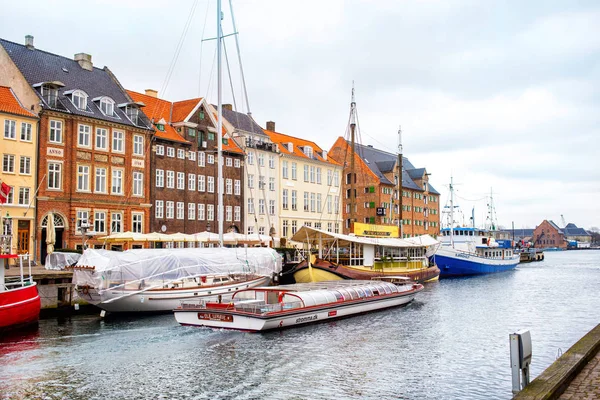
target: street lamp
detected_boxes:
[1,212,12,255]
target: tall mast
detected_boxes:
[349,84,357,230]
[449,176,455,247]
[397,126,403,237]
[217,0,224,246]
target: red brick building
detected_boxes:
[532,220,567,249]
[128,90,244,238]
[0,37,154,260]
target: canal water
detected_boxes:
[1,250,599,400]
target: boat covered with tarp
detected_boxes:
[70,247,282,313]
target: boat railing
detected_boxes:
[179,299,304,315]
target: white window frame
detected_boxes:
[132,212,144,233]
[111,212,123,234]
[156,169,164,187]
[234,158,241,168]
[95,167,107,193]
[133,171,143,197]
[167,147,175,158]
[18,187,30,205]
[95,127,108,150]
[4,119,16,139]
[166,201,174,219]
[207,176,215,193]
[177,172,185,190]
[71,90,88,110]
[94,211,107,234]
[78,124,91,148]
[99,97,115,117]
[197,204,205,220]
[234,179,240,196]
[188,203,196,220]
[112,130,125,153]
[198,151,205,167]
[198,175,206,192]
[111,168,124,195]
[49,120,63,144]
[226,178,232,195]
[177,149,185,159]
[155,200,164,219]
[133,135,144,156]
[226,157,232,167]
[2,154,14,173]
[166,170,175,188]
[176,202,184,219]
[48,162,62,190]
[77,165,91,192]
[207,154,215,164]
[188,174,196,191]
[20,122,32,142]
[156,145,164,156]
[19,156,31,175]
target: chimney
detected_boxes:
[145,89,158,98]
[74,53,93,71]
[266,121,275,131]
[223,104,233,111]
[322,150,328,160]
[25,35,34,49]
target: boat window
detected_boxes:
[389,285,399,293]
[347,288,359,299]
[382,284,392,294]
[332,291,344,301]
[363,287,373,297]
[337,288,350,300]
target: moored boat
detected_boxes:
[0,254,41,331]
[174,279,423,332]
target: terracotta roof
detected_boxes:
[222,133,243,154]
[264,129,339,165]
[0,86,36,118]
[127,90,189,144]
[172,98,201,122]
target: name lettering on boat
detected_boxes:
[198,312,233,322]
[296,315,318,324]
[456,253,470,259]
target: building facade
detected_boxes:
[532,220,567,249]
[127,90,245,237]
[0,85,38,258]
[264,121,342,243]
[0,36,154,261]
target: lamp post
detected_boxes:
[1,212,12,256]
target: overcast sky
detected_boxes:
[2,0,599,230]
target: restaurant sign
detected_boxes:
[353,222,399,238]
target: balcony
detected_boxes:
[246,139,278,153]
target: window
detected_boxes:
[234,206,240,221]
[226,206,232,221]
[177,149,185,159]
[198,175,205,192]
[19,156,31,175]
[269,200,275,216]
[4,120,16,139]
[77,165,90,192]
[111,212,122,233]
[269,155,275,169]
[111,169,123,194]
[226,157,232,167]
[258,175,265,190]
[156,145,164,155]
[156,169,164,187]
[234,179,240,195]
[327,170,333,186]
[166,201,174,219]
[282,220,289,237]
[133,135,144,156]
[48,162,62,189]
[188,203,196,220]
[75,210,89,234]
[95,128,108,150]
[197,204,205,220]
[166,171,174,188]
[304,192,309,211]
[310,166,315,183]
[49,120,62,143]
[20,122,32,141]
[334,171,339,187]
[247,152,254,165]
[317,194,322,213]
[78,124,91,147]
[71,90,88,110]
[259,227,265,235]
[207,204,215,221]
[99,97,115,116]
[247,226,254,235]
[207,176,215,193]
[155,200,164,219]
[248,174,254,189]
[198,151,205,166]
[258,153,264,167]
[188,151,196,161]
[188,174,196,191]
[177,172,185,190]
[269,177,275,191]
[132,213,143,233]
[291,190,297,211]
[95,167,107,193]
[18,187,30,205]
[226,178,232,194]
[310,193,316,213]
[282,189,289,209]
[316,168,322,184]
[112,130,124,153]
[327,222,332,232]
[208,132,215,141]
[207,154,214,164]
[133,172,143,196]
[282,161,288,179]
[304,165,309,182]
[125,105,140,125]
[334,196,340,214]
[94,211,106,234]
[248,198,255,214]
[167,147,175,158]
[234,159,241,168]
[291,220,297,235]
[177,202,184,219]
[291,162,297,180]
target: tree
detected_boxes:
[589,227,600,245]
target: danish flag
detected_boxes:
[0,182,11,204]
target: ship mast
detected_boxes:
[397,126,403,237]
[449,176,455,247]
[349,85,357,230]
[217,0,224,246]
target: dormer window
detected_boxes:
[99,97,115,116]
[33,81,65,108]
[70,90,88,110]
[125,104,140,124]
[303,146,313,158]
[156,123,165,132]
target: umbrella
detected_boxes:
[46,212,56,255]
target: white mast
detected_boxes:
[449,176,455,247]
[217,0,224,246]
[397,126,403,237]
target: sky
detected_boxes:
[1,0,599,230]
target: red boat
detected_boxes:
[0,254,41,331]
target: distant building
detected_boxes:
[563,223,591,248]
[532,220,566,249]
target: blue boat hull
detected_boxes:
[434,253,519,277]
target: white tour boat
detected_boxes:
[174,280,423,332]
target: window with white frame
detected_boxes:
[177,172,185,190]
[49,120,62,143]
[334,172,340,187]
[226,178,232,195]
[188,203,196,220]
[4,120,16,139]
[292,190,297,210]
[3,185,13,204]
[247,226,254,235]
[133,171,143,196]
[198,175,205,192]
[166,201,174,219]
[327,169,333,186]
[99,97,115,116]
[189,151,196,161]
[207,204,214,220]
[111,212,122,233]
[48,162,61,189]
[78,124,91,147]
[291,220,297,235]
[166,171,174,188]
[327,195,332,214]
[234,206,240,221]
[133,135,144,156]
[282,161,288,179]
[303,165,309,182]
[258,227,265,235]
[19,156,31,175]
[282,220,289,237]
[258,199,265,214]
[291,162,297,180]
[316,168,322,184]
[247,151,254,165]
[94,211,106,234]
[20,122,32,141]
[112,130,124,153]
[132,212,143,233]
[188,174,196,191]
[197,204,205,220]
[95,167,107,193]
[207,154,214,164]
[282,189,289,209]
[258,175,265,190]
[71,90,88,110]
[258,153,264,167]
[334,196,340,214]
[310,166,315,183]
[77,165,90,192]
[234,158,241,168]
[234,179,240,195]
[96,128,108,150]
[207,176,215,193]
[167,147,175,158]
[174,202,183,219]
[269,155,275,169]
[156,169,164,187]
[310,193,316,212]
[269,200,275,215]
[111,169,123,194]
[269,177,275,191]
[247,174,254,189]
[317,194,322,213]
[177,149,185,159]
[198,151,205,167]
[226,157,232,167]
[226,206,232,221]
[248,198,255,214]
[155,200,164,218]
[18,187,30,205]
[156,145,164,155]
[75,210,89,234]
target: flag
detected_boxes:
[0,182,11,204]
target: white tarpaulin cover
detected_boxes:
[72,247,282,290]
[45,252,82,270]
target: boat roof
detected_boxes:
[253,280,402,293]
[290,226,436,248]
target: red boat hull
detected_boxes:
[0,283,41,330]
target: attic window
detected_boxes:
[99,97,115,117]
[156,123,165,132]
[70,90,88,111]
[125,105,140,125]
[303,146,313,158]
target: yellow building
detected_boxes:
[0,85,38,258]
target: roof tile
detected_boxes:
[0,86,36,118]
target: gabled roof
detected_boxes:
[547,220,564,233]
[216,106,265,136]
[172,98,202,122]
[264,129,339,165]
[0,86,36,118]
[0,38,150,129]
[563,223,590,236]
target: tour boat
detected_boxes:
[289,226,440,284]
[174,279,423,332]
[0,254,41,331]
[71,247,281,313]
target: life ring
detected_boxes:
[81,285,90,295]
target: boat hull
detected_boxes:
[434,247,519,277]
[78,276,272,313]
[292,259,440,284]
[174,289,419,332]
[0,283,41,331]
